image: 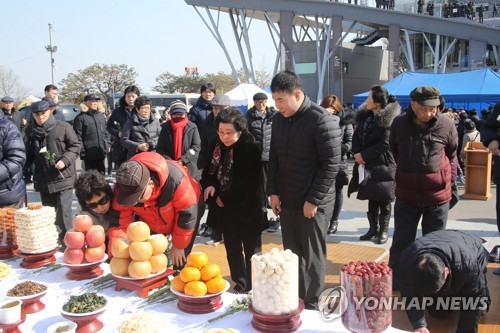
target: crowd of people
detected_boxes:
[1,74,499,332]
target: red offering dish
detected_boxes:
[57,254,108,281]
[111,268,175,298]
[249,299,304,333]
[17,248,58,269]
[59,294,107,333]
[4,282,49,315]
[170,280,229,314]
[0,313,26,333]
[0,245,18,260]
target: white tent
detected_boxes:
[225,83,275,112]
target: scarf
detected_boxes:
[360,112,377,148]
[31,114,56,144]
[171,117,188,160]
[208,141,234,192]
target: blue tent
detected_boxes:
[352,68,500,110]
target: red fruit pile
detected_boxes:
[63,215,106,264]
[340,261,392,333]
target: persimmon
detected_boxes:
[186,252,208,269]
[200,263,221,281]
[179,266,201,283]
[184,281,207,296]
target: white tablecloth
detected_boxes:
[0,254,412,333]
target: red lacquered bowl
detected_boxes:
[249,299,304,333]
[59,294,107,333]
[4,281,49,315]
[57,254,107,281]
[170,280,229,314]
[17,248,58,269]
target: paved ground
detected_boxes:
[25,159,499,255]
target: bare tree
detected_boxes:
[0,66,29,98]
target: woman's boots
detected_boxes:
[359,212,378,241]
[376,214,390,244]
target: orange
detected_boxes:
[184,281,207,296]
[206,276,226,294]
[186,252,208,269]
[179,266,201,283]
[171,275,186,292]
[200,263,221,281]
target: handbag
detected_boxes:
[337,169,349,186]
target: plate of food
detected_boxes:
[110,267,167,281]
[3,281,49,314]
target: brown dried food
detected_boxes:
[7,281,47,297]
[27,204,43,210]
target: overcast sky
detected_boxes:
[1,0,276,97]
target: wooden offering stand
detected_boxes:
[463,141,492,200]
[66,264,104,281]
[61,311,105,333]
[0,314,27,333]
[176,294,223,314]
[19,292,48,315]
[112,268,175,298]
[0,245,18,259]
[249,300,304,333]
[17,248,58,269]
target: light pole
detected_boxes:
[45,23,57,85]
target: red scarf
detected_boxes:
[170,117,188,160]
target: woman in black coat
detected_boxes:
[201,107,268,293]
[348,86,400,244]
[157,100,201,180]
[121,96,161,160]
[320,95,353,235]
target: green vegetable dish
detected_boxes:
[63,293,107,314]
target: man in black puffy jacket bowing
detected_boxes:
[268,70,341,310]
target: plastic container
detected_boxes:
[340,261,392,333]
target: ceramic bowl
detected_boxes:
[0,299,22,324]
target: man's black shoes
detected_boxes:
[489,245,500,263]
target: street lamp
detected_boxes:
[45,23,57,85]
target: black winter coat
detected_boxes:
[480,102,500,182]
[348,102,400,201]
[337,110,354,183]
[107,102,132,164]
[400,230,490,331]
[157,120,201,180]
[121,111,161,160]
[189,97,212,134]
[1,108,25,135]
[268,96,342,209]
[197,112,218,170]
[25,116,80,194]
[201,132,268,237]
[246,106,278,161]
[73,110,110,161]
[0,113,26,206]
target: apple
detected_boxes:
[64,229,85,249]
[64,248,84,264]
[73,215,93,233]
[85,244,106,263]
[85,225,106,247]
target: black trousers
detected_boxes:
[496,185,500,234]
[280,204,331,308]
[368,199,391,217]
[84,159,106,174]
[40,188,74,245]
[389,199,448,282]
[332,183,344,221]
[223,232,262,292]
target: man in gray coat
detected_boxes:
[268,70,341,309]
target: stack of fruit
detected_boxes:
[63,215,106,264]
[171,252,227,296]
[110,222,169,279]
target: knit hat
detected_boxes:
[116,161,151,206]
[169,100,188,115]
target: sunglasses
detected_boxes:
[86,195,110,210]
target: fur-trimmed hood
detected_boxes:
[355,102,401,129]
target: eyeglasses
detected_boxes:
[86,195,110,210]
